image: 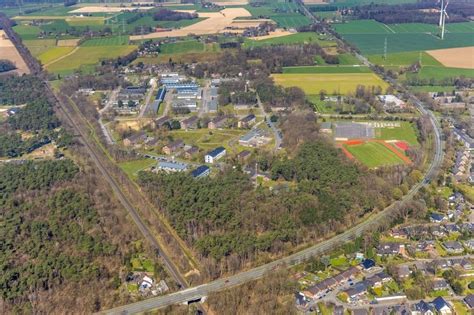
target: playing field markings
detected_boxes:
[383,24,396,34]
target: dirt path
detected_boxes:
[44,46,79,68]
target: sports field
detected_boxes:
[375,121,419,145]
[334,20,474,54]
[272,73,388,95]
[344,141,407,168]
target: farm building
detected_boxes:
[205,147,226,164]
[334,122,374,141]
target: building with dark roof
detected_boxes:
[205,147,226,164]
[191,165,210,178]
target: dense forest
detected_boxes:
[137,140,397,278]
[0,75,63,158]
[0,72,148,313]
[153,9,198,21]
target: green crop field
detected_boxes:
[12,24,42,40]
[375,122,419,145]
[345,142,406,168]
[38,46,75,65]
[23,39,57,57]
[282,65,371,74]
[334,20,474,54]
[414,66,474,79]
[245,2,311,28]
[46,45,137,75]
[81,36,129,47]
[272,73,388,95]
[368,51,442,67]
[159,40,205,54]
[243,32,336,48]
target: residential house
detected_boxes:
[156,161,188,173]
[361,259,375,270]
[184,146,199,159]
[344,282,368,302]
[155,116,171,129]
[191,165,210,178]
[239,129,271,147]
[411,300,434,315]
[208,116,228,129]
[205,147,226,164]
[430,213,448,223]
[414,240,435,252]
[464,239,474,251]
[181,116,199,130]
[389,228,408,239]
[442,241,464,254]
[432,297,452,315]
[396,265,411,279]
[123,131,147,147]
[432,278,450,291]
[294,292,309,309]
[238,114,256,128]
[365,272,392,288]
[162,139,184,155]
[377,243,405,256]
[464,294,474,309]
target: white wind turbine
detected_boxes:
[439,0,449,40]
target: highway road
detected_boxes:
[102,4,444,314]
[0,15,190,294]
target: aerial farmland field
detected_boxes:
[272,73,388,95]
[46,45,137,75]
[334,20,474,54]
[282,65,371,74]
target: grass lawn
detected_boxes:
[282,65,372,74]
[272,73,388,95]
[37,46,75,65]
[453,301,469,315]
[455,184,474,203]
[130,256,155,273]
[330,256,348,267]
[119,158,156,178]
[345,141,406,168]
[170,129,247,153]
[46,45,137,75]
[375,122,419,145]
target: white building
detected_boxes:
[205,147,226,164]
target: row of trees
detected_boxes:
[153,9,198,21]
